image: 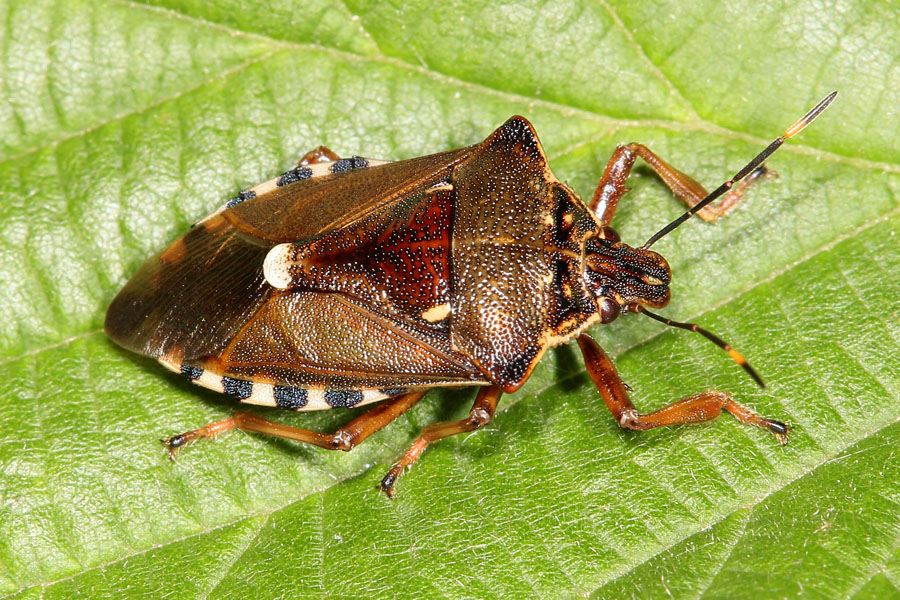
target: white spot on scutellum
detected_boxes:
[264,243,295,289]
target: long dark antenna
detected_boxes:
[638,306,765,388]
[642,91,837,250]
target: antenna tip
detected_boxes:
[784,91,838,139]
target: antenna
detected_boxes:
[639,307,765,388]
[642,91,837,250]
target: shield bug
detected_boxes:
[106,92,836,496]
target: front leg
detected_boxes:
[590,143,770,226]
[577,334,788,443]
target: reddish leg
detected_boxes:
[590,143,771,226]
[380,385,502,497]
[577,334,788,442]
[162,391,426,456]
[299,146,341,166]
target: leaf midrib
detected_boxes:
[5,146,898,372]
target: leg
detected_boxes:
[299,146,341,166]
[380,385,502,497]
[577,334,788,442]
[162,390,426,456]
[590,143,771,225]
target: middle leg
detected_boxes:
[380,385,503,497]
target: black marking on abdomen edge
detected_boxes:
[274,386,308,409]
[277,166,313,187]
[181,365,203,380]
[226,189,257,209]
[222,377,253,399]
[379,387,408,397]
[330,157,368,173]
[324,390,364,408]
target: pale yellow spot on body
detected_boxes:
[421,303,451,323]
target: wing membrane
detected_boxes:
[105,215,271,360]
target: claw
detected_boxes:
[380,468,400,498]
[766,420,791,445]
[161,433,191,459]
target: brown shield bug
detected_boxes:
[106,92,836,496]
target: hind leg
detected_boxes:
[163,390,426,456]
[298,146,341,165]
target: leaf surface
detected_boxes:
[2,1,899,598]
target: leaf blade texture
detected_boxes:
[1,1,898,598]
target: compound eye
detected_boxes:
[598,226,620,243]
[599,296,620,324]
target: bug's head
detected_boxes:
[584,91,838,326]
[581,92,837,390]
[584,229,671,324]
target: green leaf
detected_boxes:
[2,0,898,598]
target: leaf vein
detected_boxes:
[2,0,880,175]
[597,0,701,120]
[8,203,900,595]
[329,0,384,57]
[382,494,455,600]
[9,468,371,598]
[584,412,900,596]
[695,511,751,600]
[0,48,281,167]
[196,514,269,600]
[835,266,897,406]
